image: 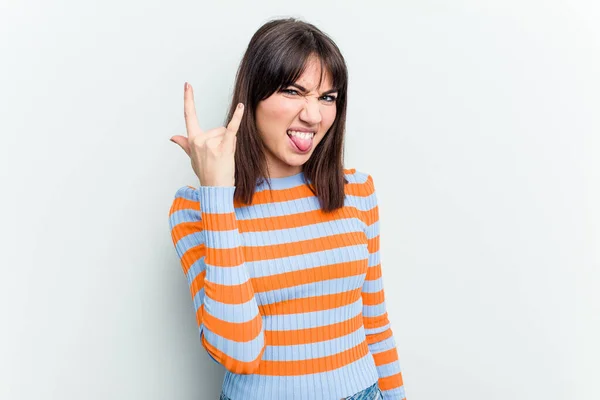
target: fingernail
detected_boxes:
[184,82,188,91]
[237,103,244,109]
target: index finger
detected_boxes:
[226,103,245,135]
[184,82,203,137]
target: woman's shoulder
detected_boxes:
[172,185,200,201]
[343,167,375,195]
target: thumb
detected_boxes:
[170,135,190,156]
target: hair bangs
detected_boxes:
[256,29,347,100]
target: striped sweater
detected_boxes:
[168,168,406,400]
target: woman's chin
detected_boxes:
[282,151,311,165]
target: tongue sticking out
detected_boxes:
[289,134,313,151]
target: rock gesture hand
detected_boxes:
[170,82,244,187]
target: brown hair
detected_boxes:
[224,17,349,213]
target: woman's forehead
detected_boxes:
[294,58,335,91]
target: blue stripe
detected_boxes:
[381,386,405,399]
[173,231,204,258]
[234,193,377,220]
[256,275,364,306]
[364,220,379,239]
[169,207,201,227]
[202,328,264,363]
[375,360,402,378]
[361,278,383,293]
[247,245,368,278]
[364,323,390,336]
[367,337,397,353]
[194,290,264,324]
[367,251,380,267]
[362,302,387,317]
[203,296,260,325]
[185,257,206,284]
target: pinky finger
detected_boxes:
[226,103,245,135]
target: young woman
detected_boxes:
[168,18,407,400]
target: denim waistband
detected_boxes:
[343,381,382,400]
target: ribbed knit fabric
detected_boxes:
[168,168,406,400]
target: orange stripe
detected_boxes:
[189,269,206,297]
[179,243,205,275]
[367,235,379,252]
[366,328,393,344]
[265,313,363,346]
[204,280,256,304]
[259,287,362,315]
[256,341,370,376]
[361,206,378,227]
[365,264,382,281]
[345,176,370,197]
[242,231,366,262]
[195,304,203,326]
[252,260,367,292]
[378,372,404,391]
[362,290,385,306]
[170,219,203,244]
[201,211,238,231]
[363,312,389,330]
[203,247,244,267]
[201,335,264,374]
[372,347,399,366]
[170,197,200,214]
[202,312,263,342]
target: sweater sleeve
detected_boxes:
[168,185,266,374]
[360,174,407,400]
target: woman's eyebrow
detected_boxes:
[288,83,338,95]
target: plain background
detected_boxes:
[1,1,598,399]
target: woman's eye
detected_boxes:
[281,89,336,103]
[321,95,337,103]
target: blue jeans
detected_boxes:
[219,381,382,400]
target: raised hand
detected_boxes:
[170,82,244,187]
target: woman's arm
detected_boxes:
[169,185,266,374]
[360,174,407,400]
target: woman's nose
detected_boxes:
[299,98,322,125]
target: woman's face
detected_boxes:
[255,56,338,178]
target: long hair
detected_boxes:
[224,17,349,213]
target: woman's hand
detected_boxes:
[170,82,244,187]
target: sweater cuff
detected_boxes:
[198,186,236,214]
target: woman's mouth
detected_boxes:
[287,130,315,153]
